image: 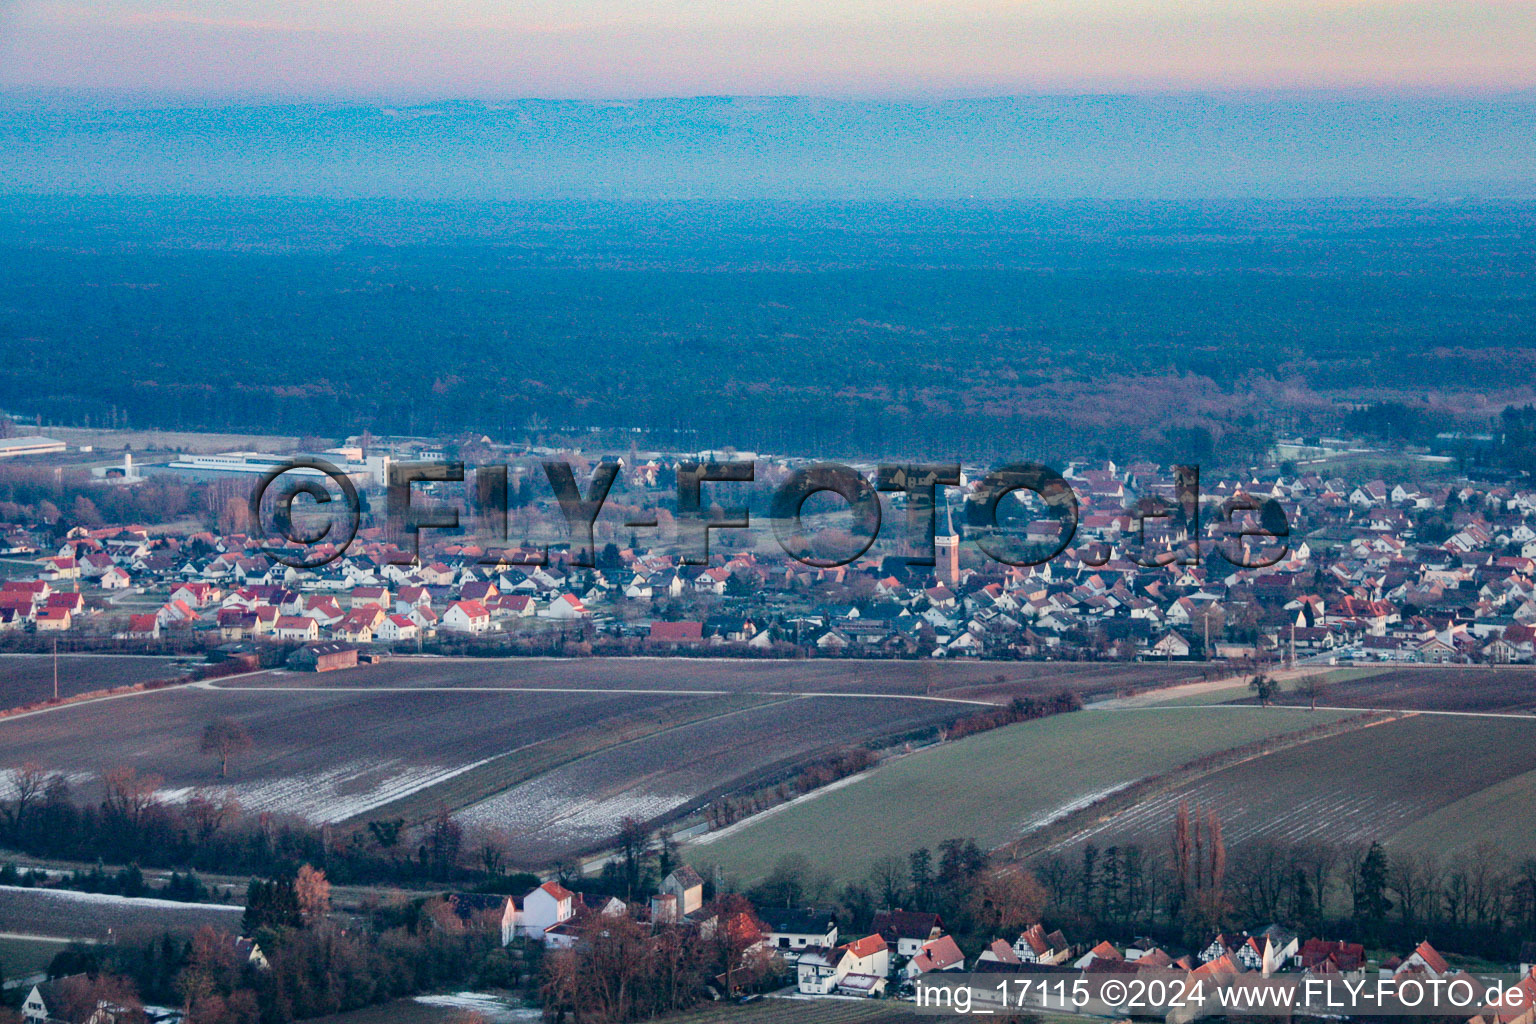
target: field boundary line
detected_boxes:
[0,668,269,725]
[199,679,1001,707]
[1097,703,1536,721]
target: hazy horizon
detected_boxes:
[3,1,1536,99]
[1,93,1533,200]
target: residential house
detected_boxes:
[1075,940,1123,969]
[759,907,838,952]
[543,593,591,620]
[872,909,944,958]
[501,881,575,944]
[902,935,966,979]
[376,614,419,642]
[274,615,320,642]
[1013,923,1072,965]
[442,600,492,634]
[796,934,889,996]
[35,606,72,631]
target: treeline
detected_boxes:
[1029,817,1536,961]
[0,765,516,889]
[946,691,1083,741]
[1,861,219,903]
[712,815,1536,973]
[0,465,249,533]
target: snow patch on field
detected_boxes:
[459,773,687,849]
[413,993,539,1022]
[0,885,242,913]
[1014,782,1134,838]
[690,770,874,847]
[164,757,497,824]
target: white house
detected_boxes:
[541,593,590,620]
[442,600,492,634]
[796,934,889,996]
[376,614,419,642]
[274,615,319,642]
[759,908,838,952]
[501,881,575,944]
[1150,632,1192,658]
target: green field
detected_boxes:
[688,706,1353,885]
[0,935,75,983]
[1390,762,1536,857]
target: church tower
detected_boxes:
[935,501,960,588]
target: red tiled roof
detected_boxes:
[841,934,888,960]
[649,621,703,642]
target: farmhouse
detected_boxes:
[288,642,359,672]
[1385,940,1449,980]
[978,939,1022,965]
[1074,940,1123,969]
[1297,938,1365,973]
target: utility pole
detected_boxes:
[53,636,59,701]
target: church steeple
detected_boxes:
[934,500,960,587]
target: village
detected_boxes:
[1,430,1535,670]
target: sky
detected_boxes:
[1,0,1535,99]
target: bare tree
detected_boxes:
[1297,674,1327,711]
[3,762,47,836]
[617,815,651,898]
[969,867,1049,934]
[102,766,162,827]
[200,718,252,778]
[184,789,240,841]
[1388,849,1441,927]
[867,854,909,910]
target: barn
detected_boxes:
[287,641,359,673]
